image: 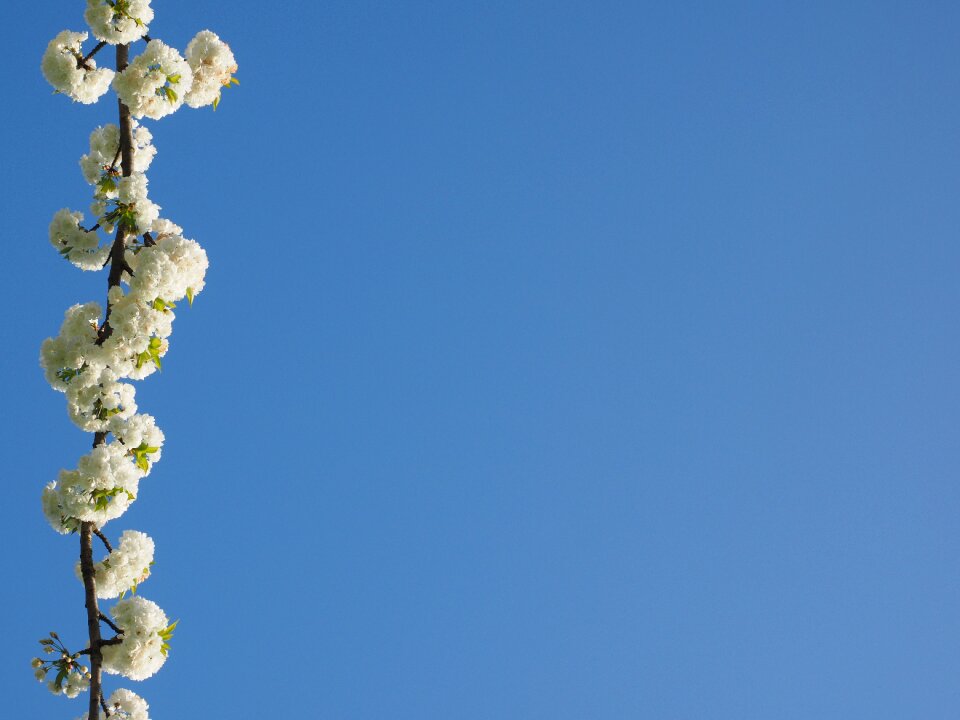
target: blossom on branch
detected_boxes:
[113,40,192,120]
[102,597,174,681]
[41,30,114,104]
[85,0,154,45]
[78,687,151,720]
[75,530,155,599]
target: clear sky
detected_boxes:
[3,1,960,717]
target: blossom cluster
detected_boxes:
[41,30,114,104]
[78,688,151,720]
[102,597,175,681]
[32,633,91,698]
[75,529,156,599]
[36,0,237,712]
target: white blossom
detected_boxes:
[85,0,154,45]
[40,302,101,391]
[102,597,172,680]
[48,208,110,271]
[75,530,155,599]
[41,30,114,104]
[98,288,173,380]
[184,30,238,109]
[62,668,90,698]
[42,442,143,531]
[110,413,164,460]
[113,40,193,120]
[80,122,156,193]
[129,229,208,303]
[65,368,138,431]
[42,663,89,697]
[77,688,151,720]
[93,172,161,236]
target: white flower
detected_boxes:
[85,0,154,45]
[63,668,90,698]
[77,688,151,720]
[98,290,173,380]
[43,443,143,531]
[44,664,89,697]
[39,301,101,391]
[48,208,110,271]
[41,30,114,104]
[184,30,238,109]
[65,367,138,431]
[113,40,192,120]
[42,481,76,534]
[104,173,161,233]
[80,122,156,193]
[102,597,171,680]
[75,530,155,599]
[129,230,208,303]
[110,413,164,457]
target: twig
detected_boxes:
[99,612,123,635]
[93,527,113,553]
[79,41,108,69]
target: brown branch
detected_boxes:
[77,636,123,656]
[80,522,104,720]
[82,41,136,720]
[79,41,108,69]
[99,612,123,635]
[93,527,113,553]
[100,691,111,716]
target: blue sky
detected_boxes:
[3,1,960,717]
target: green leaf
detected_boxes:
[186,287,194,306]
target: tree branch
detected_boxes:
[77,635,124,656]
[99,612,123,635]
[93,527,113,553]
[80,523,104,720]
[78,41,108,70]
[82,41,136,720]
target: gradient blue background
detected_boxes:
[3,1,960,717]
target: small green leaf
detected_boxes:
[186,287,194,306]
